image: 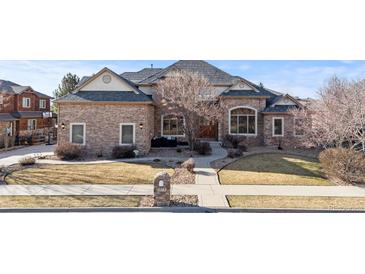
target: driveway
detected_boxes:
[0,144,55,166]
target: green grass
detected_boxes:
[227,195,365,209]
[219,153,331,186]
[5,162,173,185]
[0,195,143,208]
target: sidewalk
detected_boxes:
[0,144,55,166]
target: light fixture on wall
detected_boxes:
[139,123,144,130]
[61,122,65,130]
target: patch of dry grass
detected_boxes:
[227,195,365,209]
[5,162,173,185]
[219,153,331,186]
[0,195,142,208]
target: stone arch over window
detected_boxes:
[228,106,257,135]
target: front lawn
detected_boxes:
[219,153,331,186]
[0,195,142,208]
[0,195,198,208]
[227,195,365,209]
[5,162,174,185]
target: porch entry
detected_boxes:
[198,117,218,140]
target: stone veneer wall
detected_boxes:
[219,97,267,146]
[263,114,304,148]
[57,103,154,156]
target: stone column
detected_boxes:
[153,172,171,207]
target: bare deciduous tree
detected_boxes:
[154,70,223,150]
[291,76,365,150]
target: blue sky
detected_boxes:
[0,60,364,98]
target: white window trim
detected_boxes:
[272,117,284,137]
[39,99,46,109]
[228,106,257,136]
[27,119,37,130]
[70,122,86,145]
[23,97,31,108]
[119,123,136,145]
[161,114,185,137]
[293,117,304,137]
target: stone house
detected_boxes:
[55,60,305,156]
[0,80,54,147]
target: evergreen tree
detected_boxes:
[53,73,80,98]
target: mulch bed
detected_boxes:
[139,195,198,207]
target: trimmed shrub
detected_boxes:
[194,141,212,155]
[19,156,36,166]
[55,143,82,160]
[237,141,248,152]
[319,148,365,184]
[111,145,136,159]
[223,135,245,149]
[181,158,195,173]
[227,148,243,158]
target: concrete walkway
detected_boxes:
[193,142,228,206]
[0,144,55,166]
[2,184,365,198]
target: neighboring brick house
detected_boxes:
[55,60,305,156]
[0,80,53,147]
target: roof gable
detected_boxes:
[77,67,139,93]
[270,94,302,107]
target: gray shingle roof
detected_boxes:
[55,90,152,103]
[139,60,238,85]
[262,105,298,113]
[222,89,275,98]
[0,79,51,98]
[11,111,45,118]
[0,113,18,121]
[121,68,163,83]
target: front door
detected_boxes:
[198,118,218,140]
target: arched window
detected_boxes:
[229,107,257,135]
[161,114,184,136]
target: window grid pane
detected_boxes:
[231,112,256,135]
[121,125,134,144]
[72,125,84,144]
[274,119,283,135]
[163,116,184,135]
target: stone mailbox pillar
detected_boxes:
[153,172,171,207]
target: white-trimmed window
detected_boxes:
[120,123,135,145]
[229,107,257,135]
[161,115,184,136]
[272,117,284,136]
[22,97,31,108]
[294,118,304,136]
[39,99,46,109]
[27,119,37,130]
[70,123,86,145]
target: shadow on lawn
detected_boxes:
[220,153,324,178]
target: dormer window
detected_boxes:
[39,99,46,109]
[22,97,31,108]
